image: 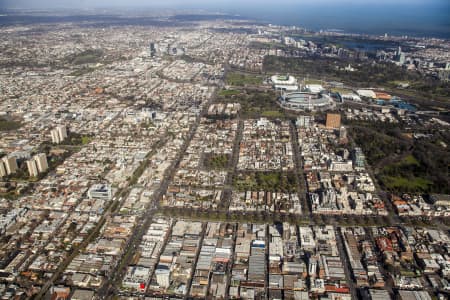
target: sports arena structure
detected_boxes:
[270,75,299,91]
[279,91,335,111]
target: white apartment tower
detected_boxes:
[2,156,18,175]
[57,125,68,140]
[155,269,170,288]
[34,153,48,173]
[51,130,60,144]
[0,161,6,177]
[26,160,39,177]
[51,125,68,144]
[26,153,48,177]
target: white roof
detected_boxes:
[357,89,377,98]
[306,84,324,93]
[271,75,297,85]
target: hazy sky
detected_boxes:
[1,0,447,9]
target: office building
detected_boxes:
[26,160,39,177]
[326,113,341,129]
[398,52,406,64]
[155,265,171,288]
[339,126,348,143]
[353,147,365,169]
[397,47,406,64]
[149,42,156,57]
[2,156,18,175]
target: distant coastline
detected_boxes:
[0,3,449,39]
[231,3,450,39]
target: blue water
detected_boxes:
[196,2,450,39]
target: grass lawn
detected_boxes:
[81,136,92,145]
[304,79,323,85]
[69,50,103,65]
[379,153,430,192]
[331,88,353,94]
[0,118,22,131]
[217,89,288,119]
[234,171,297,192]
[234,174,258,190]
[219,89,241,96]
[380,175,432,192]
[388,80,410,86]
[261,110,284,118]
[226,72,263,86]
[401,154,420,166]
[69,67,96,76]
[204,154,230,170]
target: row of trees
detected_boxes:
[159,206,439,228]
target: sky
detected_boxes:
[1,0,447,9]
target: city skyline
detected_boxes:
[0,2,449,299]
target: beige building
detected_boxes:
[57,125,68,140]
[326,113,341,129]
[26,160,39,177]
[2,156,18,175]
[51,129,60,144]
[0,161,6,177]
[26,153,48,177]
[34,153,48,173]
[51,125,68,144]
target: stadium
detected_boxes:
[270,75,299,91]
[279,91,335,111]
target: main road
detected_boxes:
[99,91,217,298]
